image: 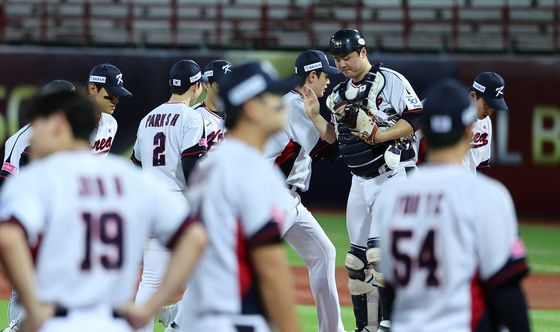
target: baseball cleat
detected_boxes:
[377,320,390,332]
[158,303,178,327]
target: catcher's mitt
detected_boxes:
[332,102,379,144]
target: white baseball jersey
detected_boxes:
[1,124,32,179]
[264,90,320,191]
[132,102,207,194]
[194,102,225,150]
[463,117,492,172]
[1,114,117,182]
[375,164,528,332]
[185,138,288,319]
[0,150,191,308]
[91,113,118,156]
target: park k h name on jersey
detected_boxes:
[144,113,181,128]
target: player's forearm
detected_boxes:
[0,224,42,317]
[309,114,336,144]
[144,224,207,314]
[375,119,413,143]
[252,245,301,332]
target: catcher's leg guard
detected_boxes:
[346,245,375,330]
[367,238,392,323]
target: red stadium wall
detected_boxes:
[0,48,558,217]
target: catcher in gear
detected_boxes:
[307,28,423,332]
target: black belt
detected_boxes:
[359,164,391,179]
[171,321,255,332]
[53,305,122,319]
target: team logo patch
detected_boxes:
[1,162,17,175]
[116,73,123,85]
[222,64,232,74]
[198,137,208,148]
[334,41,342,48]
[511,238,526,259]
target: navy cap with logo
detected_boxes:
[422,79,477,147]
[295,50,340,76]
[88,64,132,97]
[41,80,76,96]
[169,59,208,90]
[471,72,508,111]
[219,61,298,112]
[203,60,232,84]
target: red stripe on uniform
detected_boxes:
[165,217,200,250]
[181,149,206,157]
[274,140,301,166]
[236,219,253,298]
[470,272,486,331]
[4,216,43,265]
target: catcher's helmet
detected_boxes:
[329,29,366,56]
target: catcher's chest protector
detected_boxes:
[331,67,390,179]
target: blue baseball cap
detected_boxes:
[41,80,76,95]
[88,64,132,97]
[295,50,340,76]
[169,59,208,90]
[471,72,508,111]
[203,60,232,84]
[219,61,299,112]
[422,79,477,146]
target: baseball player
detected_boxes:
[0,80,75,332]
[87,63,133,155]
[307,29,423,331]
[131,59,207,331]
[165,59,231,330]
[262,50,345,332]
[0,80,75,188]
[194,59,231,148]
[0,91,207,332]
[173,61,301,332]
[375,79,530,332]
[464,72,508,172]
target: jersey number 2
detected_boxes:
[391,229,440,287]
[153,132,166,166]
[81,212,124,270]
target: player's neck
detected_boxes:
[205,98,219,113]
[228,124,269,151]
[428,146,468,165]
[57,140,92,154]
[168,93,194,106]
[353,62,373,83]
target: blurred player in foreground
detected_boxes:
[178,61,301,332]
[0,91,206,332]
[375,80,530,332]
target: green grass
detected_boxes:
[285,213,560,275]
[1,215,559,331]
[0,301,556,332]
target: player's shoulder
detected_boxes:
[100,113,117,127]
[4,124,32,147]
[472,173,511,200]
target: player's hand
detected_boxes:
[118,302,154,330]
[20,303,55,332]
[302,84,320,119]
[350,107,379,145]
